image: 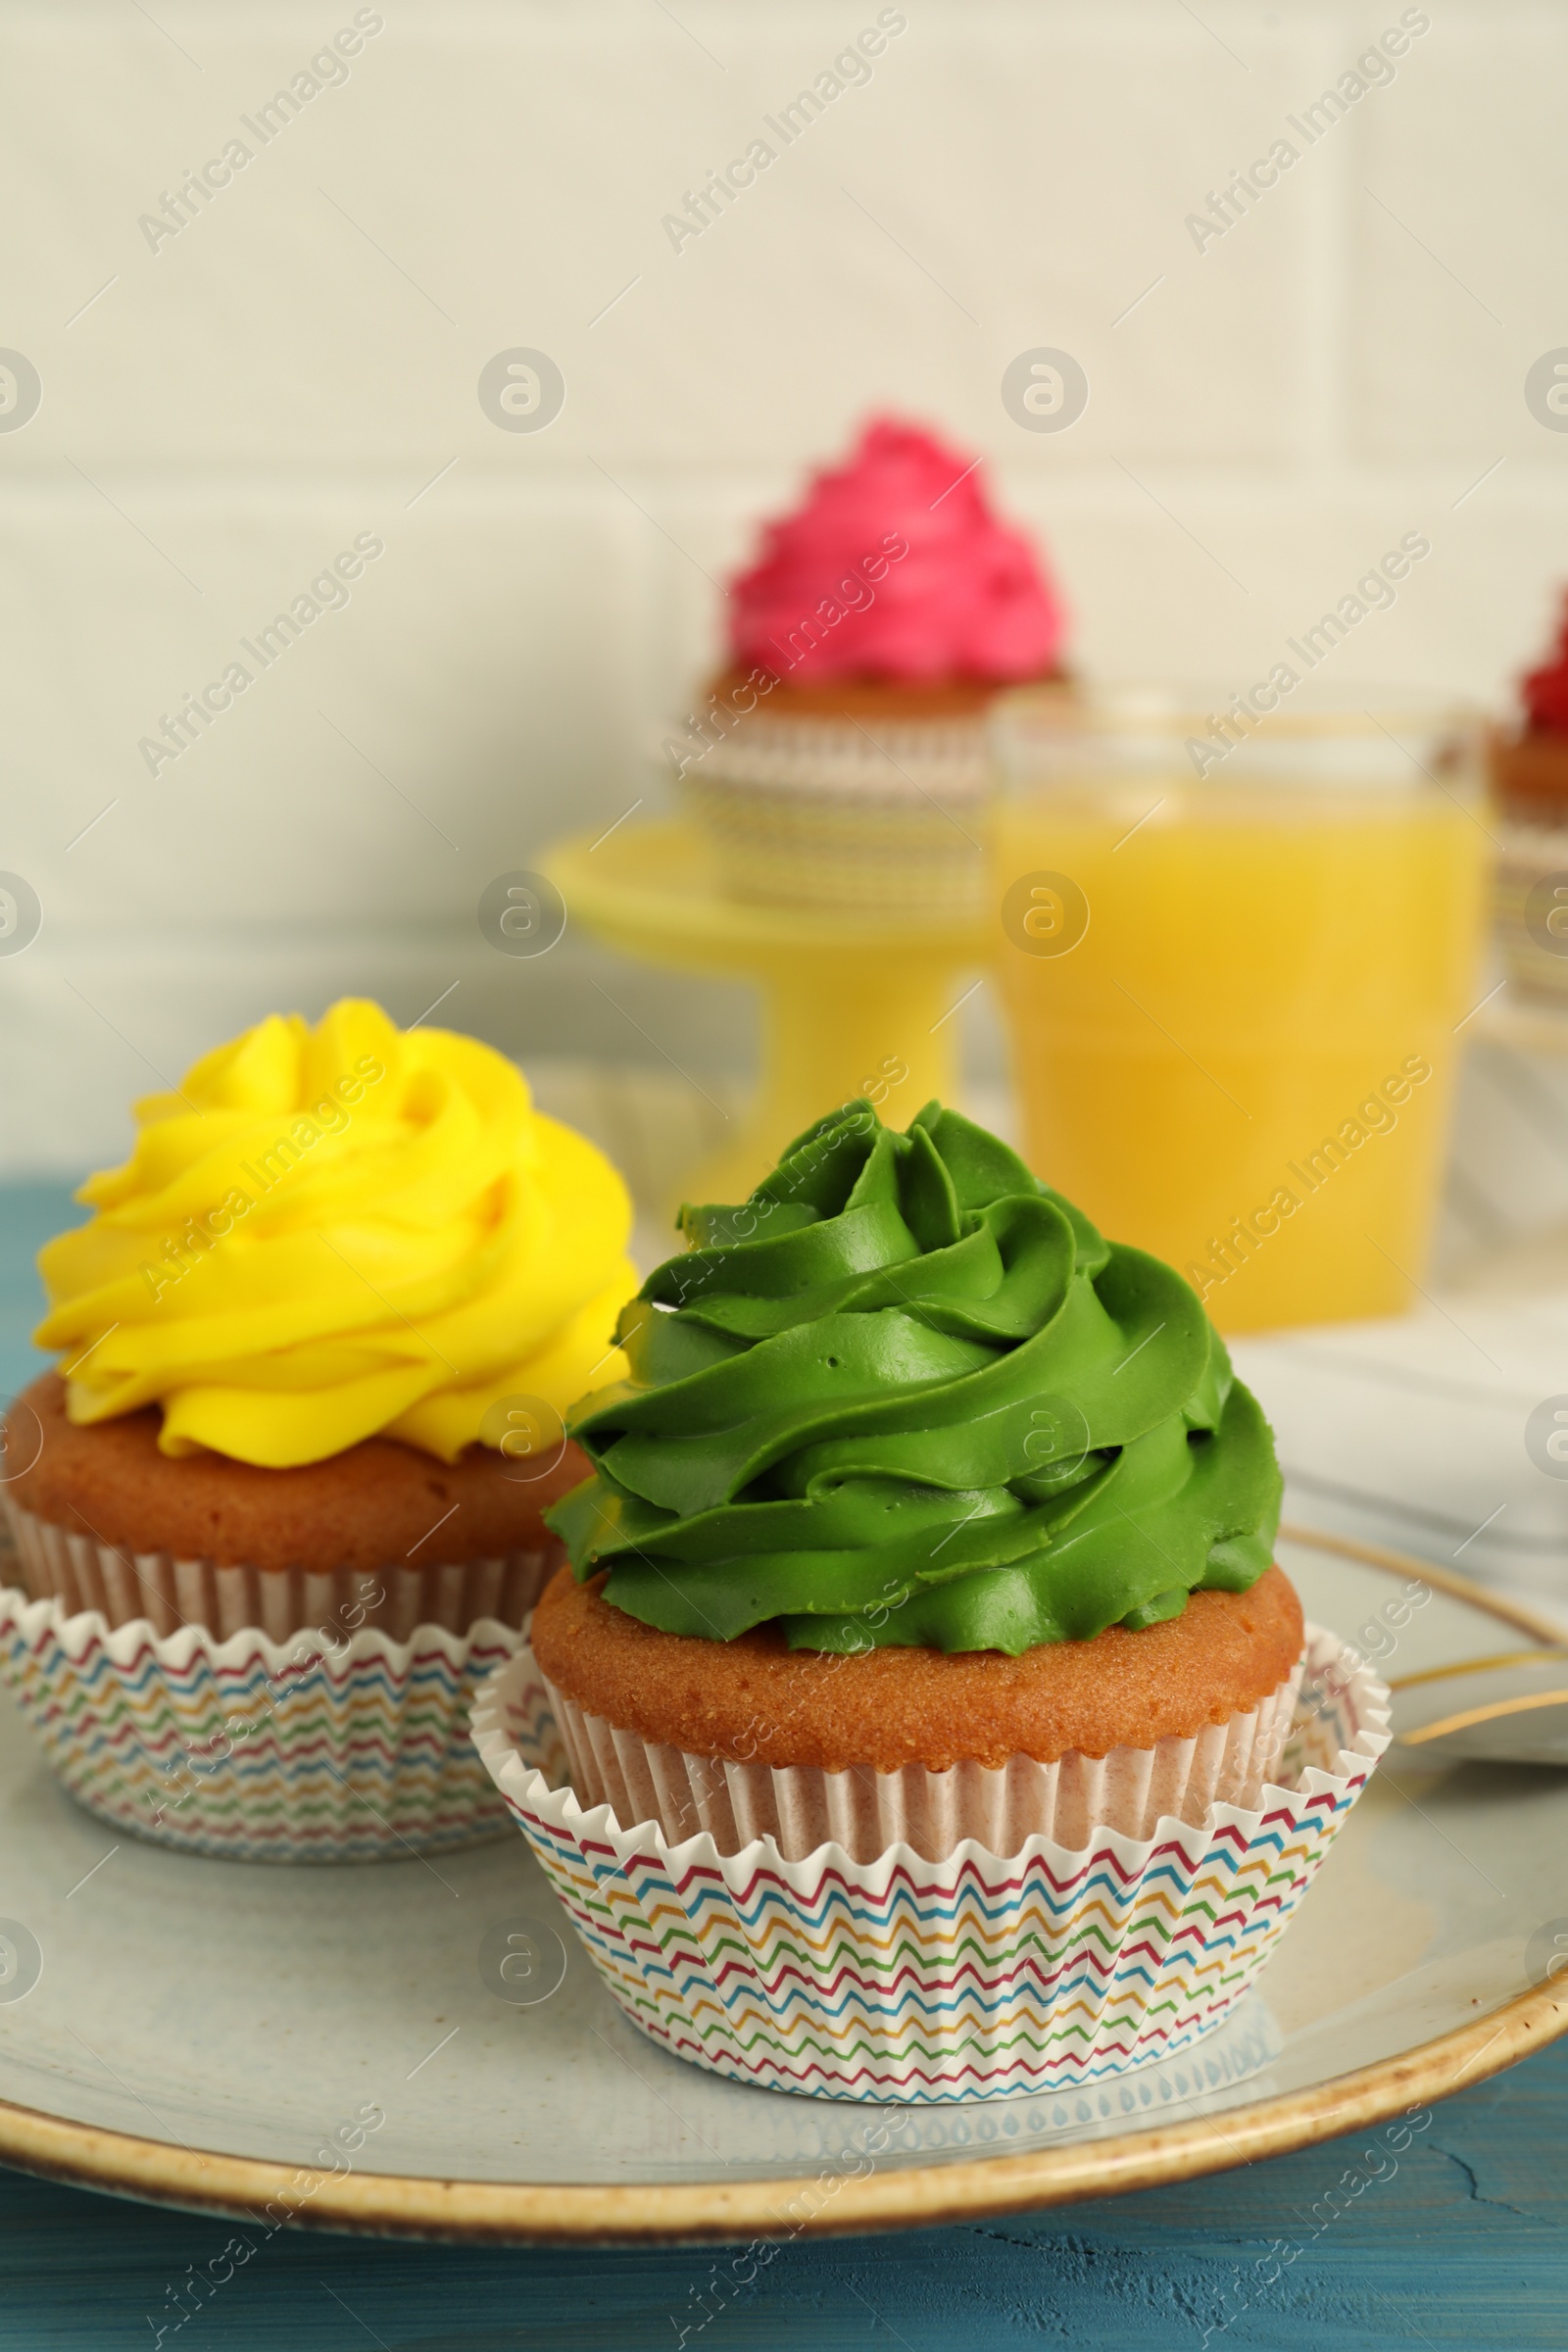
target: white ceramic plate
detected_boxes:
[0,1528,1563,2243]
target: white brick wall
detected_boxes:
[2,0,1566,1180]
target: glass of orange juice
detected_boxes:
[989,687,1490,1333]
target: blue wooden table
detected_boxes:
[0,2048,1563,2349]
[2,1178,1565,2348]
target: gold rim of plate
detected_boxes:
[1,1525,1564,2245]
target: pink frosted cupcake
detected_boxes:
[667,416,1070,917]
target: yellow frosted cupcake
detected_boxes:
[0,1000,638,1859]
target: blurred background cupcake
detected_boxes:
[669,416,1070,919]
[1494,591,1568,1011]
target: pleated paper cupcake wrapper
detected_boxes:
[671,716,988,919]
[1496,818,1568,1007]
[0,1585,525,1862]
[542,1656,1305,1865]
[471,1624,1389,2103]
[0,1494,557,1642]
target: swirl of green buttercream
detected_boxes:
[546,1100,1282,1655]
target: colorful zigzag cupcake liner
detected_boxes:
[0,1586,523,1862]
[471,1624,1389,2103]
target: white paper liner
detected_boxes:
[678,785,984,917]
[671,714,989,916]
[0,1493,556,1642]
[471,1624,1390,2101]
[1496,815,1568,1006]
[541,1653,1306,1863]
[667,711,990,802]
[0,1583,526,1860]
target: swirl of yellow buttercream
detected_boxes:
[34,999,638,1467]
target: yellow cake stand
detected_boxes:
[543,820,987,1208]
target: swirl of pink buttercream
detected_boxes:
[725,416,1067,684]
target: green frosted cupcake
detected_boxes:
[531,1096,1298,1861]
